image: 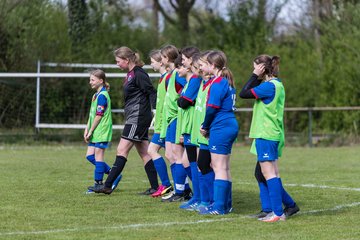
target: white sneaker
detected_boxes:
[161,191,175,201]
[258,212,286,222]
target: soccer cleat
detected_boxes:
[249,211,272,219]
[160,185,174,195]
[194,202,211,212]
[88,183,103,191]
[151,185,172,198]
[179,198,201,211]
[161,191,175,201]
[198,205,226,215]
[111,174,122,191]
[91,184,113,195]
[162,193,186,202]
[259,212,286,222]
[284,203,300,217]
[183,188,193,201]
[138,188,157,195]
[85,189,95,194]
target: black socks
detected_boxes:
[105,156,127,188]
[144,160,159,190]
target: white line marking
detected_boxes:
[284,183,360,192]
[1,202,360,236]
[0,218,233,236]
[237,181,360,192]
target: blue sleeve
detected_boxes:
[252,82,275,100]
[206,79,227,109]
[202,107,217,130]
[96,94,108,116]
[181,77,201,102]
[175,72,187,88]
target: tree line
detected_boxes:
[0,0,359,139]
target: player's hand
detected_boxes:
[253,63,265,76]
[85,131,92,143]
[84,129,88,142]
[200,127,209,139]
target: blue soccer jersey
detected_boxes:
[180,75,202,103]
[251,79,282,104]
[206,77,236,127]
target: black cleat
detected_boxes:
[183,188,193,201]
[90,183,113,195]
[138,188,157,195]
[162,193,186,202]
[284,203,300,217]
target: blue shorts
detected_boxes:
[208,119,238,154]
[165,119,177,144]
[199,143,209,150]
[183,134,196,147]
[151,133,165,148]
[88,142,110,149]
[255,138,279,161]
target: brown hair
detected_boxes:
[174,54,183,68]
[160,45,179,63]
[207,50,234,87]
[90,69,110,91]
[114,46,144,67]
[254,54,280,77]
[181,46,200,59]
[149,49,162,62]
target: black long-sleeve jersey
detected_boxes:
[123,66,157,126]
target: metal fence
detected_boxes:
[1,62,359,146]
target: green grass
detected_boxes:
[0,144,359,239]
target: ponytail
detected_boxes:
[271,56,280,77]
[254,54,280,77]
[221,67,235,88]
[207,50,235,87]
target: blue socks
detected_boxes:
[170,163,176,191]
[190,162,200,202]
[203,170,215,202]
[279,178,295,208]
[267,177,283,216]
[213,179,231,212]
[258,182,272,212]
[87,154,110,174]
[228,181,232,211]
[94,161,106,182]
[153,157,171,187]
[86,155,96,165]
[174,163,187,194]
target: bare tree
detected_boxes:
[153,0,196,46]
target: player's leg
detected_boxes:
[135,140,159,195]
[148,136,172,197]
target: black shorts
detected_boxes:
[121,124,149,142]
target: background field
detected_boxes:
[0,144,359,240]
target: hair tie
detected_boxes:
[222,66,227,70]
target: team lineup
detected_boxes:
[84,45,299,222]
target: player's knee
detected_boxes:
[165,151,173,163]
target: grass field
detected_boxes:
[0,144,359,240]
